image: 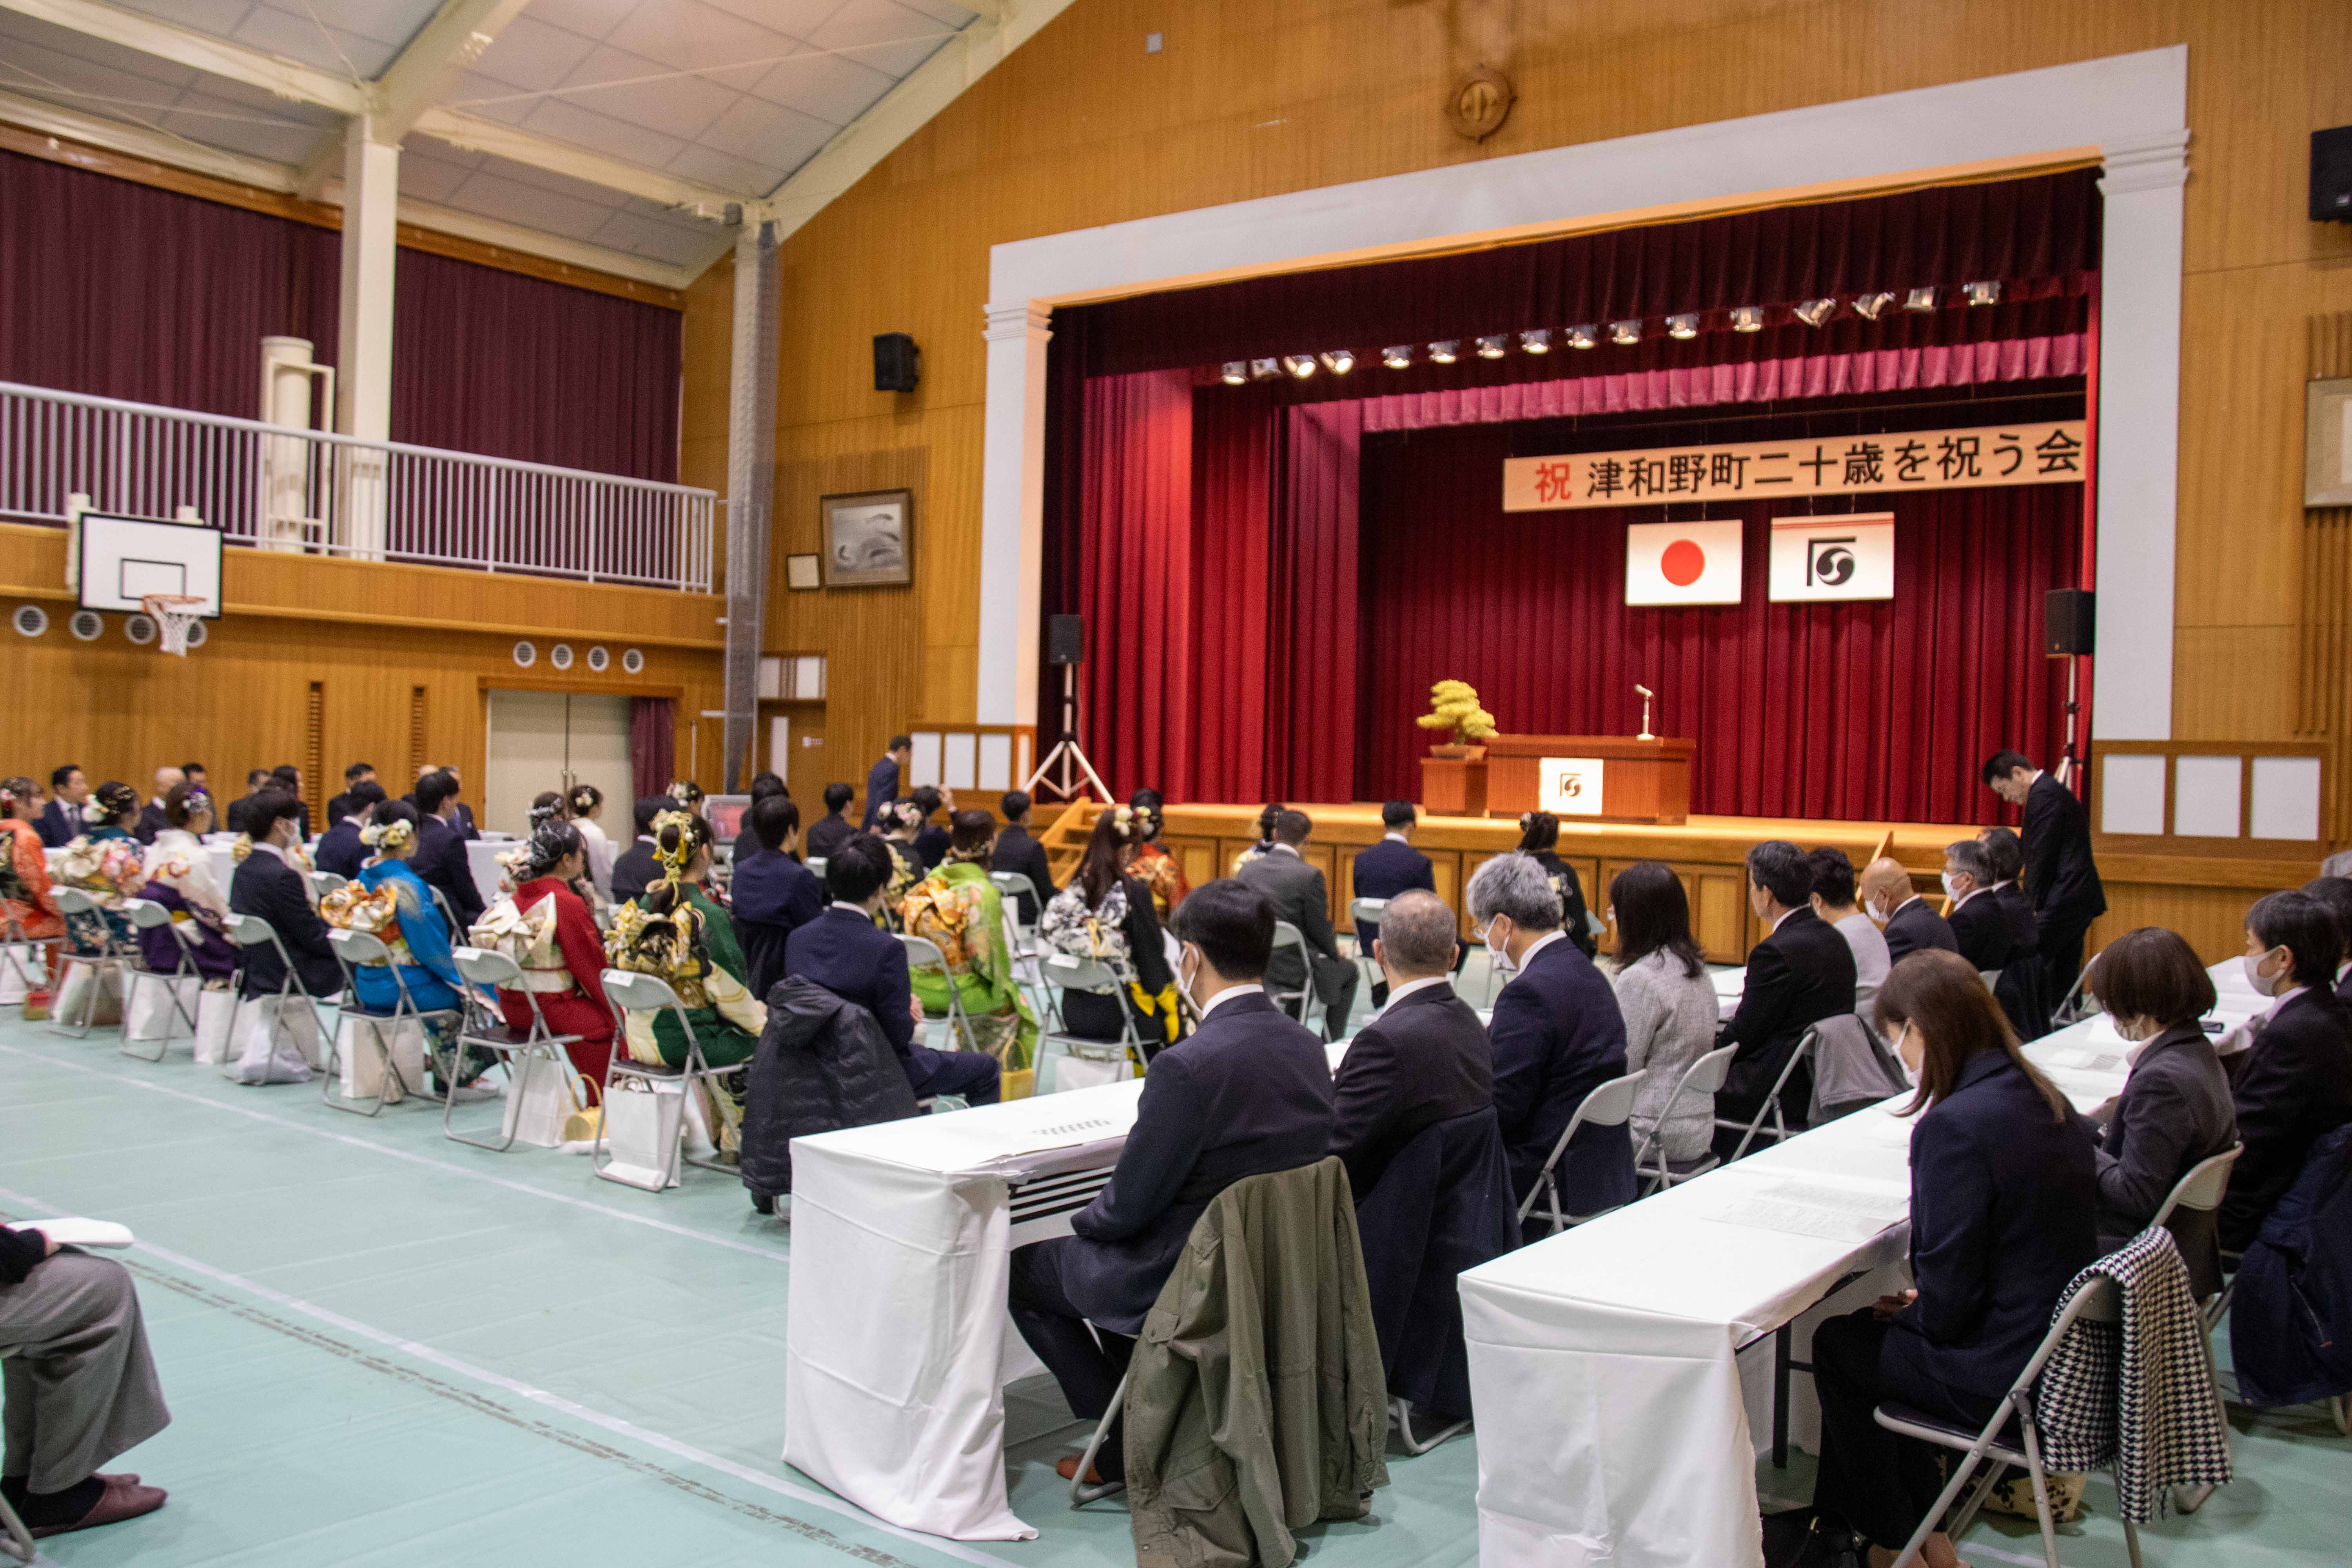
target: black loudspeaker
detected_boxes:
[2314,127,2352,223]
[873,332,920,392]
[2045,588,2094,656]
[1048,614,1085,666]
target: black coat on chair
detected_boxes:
[1353,1108,1516,1420]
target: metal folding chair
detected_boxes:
[444,946,584,1151]
[1633,1044,1739,1194]
[1036,951,1145,1089]
[1267,920,1316,1025]
[48,887,136,1038]
[896,931,975,1051]
[221,912,337,1076]
[0,913,61,1013]
[309,870,348,900]
[1517,1069,1647,1234]
[1347,896,1388,996]
[323,927,456,1114]
[1713,1026,1819,1162]
[594,967,737,1192]
[2049,954,2102,1030]
[2150,1143,2243,1513]
[117,897,201,1061]
[996,893,1062,1031]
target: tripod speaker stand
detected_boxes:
[1027,614,1112,803]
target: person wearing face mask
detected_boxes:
[1007,878,1334,1486]
[2217,890,2352,1254]
[227,791,343,1002]
[1982,750,2106,1021]
[1975,826,2047,1040]
[2080,928,2238,1299]
[1860,857,1959,964]
[1715,840,1855,1159]
[1938,839,2019,979]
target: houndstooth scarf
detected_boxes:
[2033,1225,2232,1521]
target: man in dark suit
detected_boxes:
[989,790,1058,925]
[441,767,479,840]
[1715,840,1857,1156]
[1351,800,1436,1008]
[1984,751,2105,1009]
[412,769,484,930]
[860,736,911,831]
[609,797,668,905]
[325,762,377,829]
[805,782,857,863]
[1862,857,1959,964]
[267,766,311,842]
[223,769,271,838]
[312,782,385,880]
[1236,809,1358,1040]
[1942,839,2020,976]
[1978,825,2046,1038]
[1007,877,1335,1483]
[2220,891,2352,1252]
[785,836,1000,1103]
[134,766,181,845]
[1330,890,1489,1196]
[37,765,87,848]
[228,791,342,999]
[732,795,825,999]
[1468,851,1634,1229]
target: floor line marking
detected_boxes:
[0,1184,1029,1567]
[0,1042,790,1263]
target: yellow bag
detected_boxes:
[561,1077,603,1144]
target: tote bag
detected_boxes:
[228,996,321,1084]
[503,1051,582,1149]
[336,1014,426,1103]
[125,974,201,1043]
[601,1075,684,1189]
[192,986,238,1065]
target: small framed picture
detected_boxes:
[819,489,913,588]
[785,553,821,591]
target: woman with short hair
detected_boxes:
[1607,862,1718,1166]
[2219,889,2352,1252]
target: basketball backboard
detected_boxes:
[75,512,222,618]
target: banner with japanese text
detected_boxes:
[1502,419,2085,512]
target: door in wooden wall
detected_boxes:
[484,690,632,839]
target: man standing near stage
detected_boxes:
[1982,750,2105,1013]
[861,735,912,831]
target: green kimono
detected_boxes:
[898,860,1038,1071]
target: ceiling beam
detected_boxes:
[0,0,367,114]
[377,0,532,141]
[409,106,743,218]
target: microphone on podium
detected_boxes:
[1634,684,1655,742]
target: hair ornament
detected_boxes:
[81,800,107,824]
[359,818,415,851]
[652,808,698,877]
[528,799,562,829]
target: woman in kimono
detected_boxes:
[604,810,765,1152]
[899,810,1039,1073]
[567,783,615,902]
[0,777,63,1012]
[54,782,147,955]
[1040,806,1181,1053]
[473,819,615,1086]
[1230,802,1285,875]
[137,781,237,984]
[1123,788,1190,919]
[323,802,490,1094]
[876,800,928,929]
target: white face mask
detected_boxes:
[2242,948,2289,998]
[1940,871,1962,900]
[1481,918,1514,975]
[1888,1020,1922,1086]
[1177,944,1203,1008]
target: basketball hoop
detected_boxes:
[140,594,205,657]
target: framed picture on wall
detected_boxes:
[819,488,913,588]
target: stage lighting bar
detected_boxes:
[1319,349,1355,375]
[1428,340,1460,364]
[1730,305,1766,333]
[1475,335,1507,359]
[1793,297,1838,327]
[1665,313,1699,340]
[1520,329,1552,354]
[1609,319,1642,346]
[1281,354,1317,378]
[1221,361,1248,385]
[1964,280,2002,307]
[1567,324,1599,350]
[1904,287,1938,312]
[1249,358,1281,381]
[1851,291,1895,321]
[1381,345,1413,369]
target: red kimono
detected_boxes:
[497,876,617,1086]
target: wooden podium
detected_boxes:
[1482,735,1695,825]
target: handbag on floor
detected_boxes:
[229,996,320,1084]
[125,974,202,1043]
[192,986,237,1065]
[54,960,124,1027]
[601,1074,685,1189]
[502,1051,582,1148]
[0,942,36,1004]
[336,1014,425,1103]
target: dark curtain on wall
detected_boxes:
[630,698,675,801]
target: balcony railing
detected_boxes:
[0,380,715,593]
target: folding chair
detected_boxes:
[1347,896,1387,996]
[47,887,130,1038]
[990,870,1040,932]
[2049,954,2102,1030]
[0,912,61,1013]
[117,897,201,1062]
[996,894,1062,1032]
[309,870,348,900]
[221,912,337,1075]
[439,947,583,1151]
[324,927,457,1115]
[1713,1026,1819,1162]
[2151,1143,2243,1514]
[594,967,738,1191]
[1036,951,1145,1090]
[1633,1044,1739,1194]
[1517,1069,1647,1234]
[897,932,975,1051]
[1267,920,1316,1025]
[1875,1272,2144,1568]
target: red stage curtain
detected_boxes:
[1189,386,1277,800]
[1357,424,2080,823]
[1271,400,1362,802]
[630,698,675,800]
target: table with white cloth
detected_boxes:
[1712,964,1746,1020]
[783,1080,1146,1540]
[1457,965,2258,1568]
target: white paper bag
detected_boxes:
[336,1014,426,1103]
[1043,1041,1135,1095]
[53,961,123,1027]
[501,1051,578,1149]
[193,987,237,1065]
[125,974,201,1042]
[0,943,36,1004]
[228,996,320,1084]
[601,1076,684,1189]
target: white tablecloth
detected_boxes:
[1712,964,1746,1020]
[784,1081,1145,1540]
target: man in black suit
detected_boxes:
[312,782,385,880]
[325,762,377,829]
[1330,890,1489,1196]
[1977,825,2045,1037]
[223,769,271,838]
[134,766,182,845]
[1942,839,2020,976]
[1984,751,2105,1008]
[2220,891,2352,1252]
[228,791,342,999]
[1861,857,1959,964]
[1468,851,1634,1229]
[860,736,911,831]
[37,765,87,848]
[732,795,825,999]
[266,766,311,842]
[1235,809,1358,1040]
[609,797,667,906]
[1715,839,1857,1156]
[1351,800,1436,1007]
[804,782,857,863]
[989,790,1058,925]
[412,769,484,930]
[2300,876,2352,1006]
[1007,877,1335,1483]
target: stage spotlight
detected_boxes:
[1609,319,1642,346]
[1281,354,1317,378]
[1665,313,1699,340]
[1249,358,1281,381]
[1221,361,1248,385]
[1793,297,1838,327]
[1730,305,1766,333]
[1428,340,1460,364]
[1319,349,1356,375]
[1475,335,1507,359]
[1520,328,1552,354]
[1903,287,1938,312]
[1381,345,1414,369]
[1851,291,1896,321]
[1566,324,1599,350]
[1964,279,2002,307]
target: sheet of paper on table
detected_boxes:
[907,1085,1142,1174]
[1687,1173,1909,1244]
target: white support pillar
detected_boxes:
[336,116,399,559]
[722,218,780,792]
[977,301,1051,725]
[2092,128,2190,742]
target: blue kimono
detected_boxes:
[354,859,466,1015]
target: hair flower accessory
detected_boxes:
[81,800,107,824]
[231,833,255,862]
[359,818,415,851]
[651,809,698,875]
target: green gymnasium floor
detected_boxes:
[2,992,2345,1567]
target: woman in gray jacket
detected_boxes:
[1608,862,1721,1166]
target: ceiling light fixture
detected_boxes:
[1730,305,1766,333]
[1793,297,1838,327]
[1428,340,1460,364]
[1903,287,1938,312]
[1665,313,1699,340]
[1520,328,1552,354]
[1609,319,1642,346]
[1220,362,1248,385]
[1381,344,1414,369]
[1851,292,1895,321]
[1319,349,1355,375]
[1963,280,2002,307]
[1566,324,1599,350]
[1249,358,1281,381]
[1475,335,1507,359]
[1281,354,1317,378]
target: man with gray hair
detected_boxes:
[134,766,182,845]
[1467,852,1633,1232]
[1328,890,1492,1196]
[1942,837,2019,977]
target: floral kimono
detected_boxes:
[1040,878,1182,1050]
[605,887,766,1152]
[1129,841,1190,918]
[55,827,145,953]
[899,860,1038,1070]
[0,818,62,942]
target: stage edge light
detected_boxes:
[1220,361,1248,385]
[1428,340,1460,363]
[1319,349,1355,375]
[1381,345,1414,368]
[1665,313,1699,340]
[1609,319,1642,346]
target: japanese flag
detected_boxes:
[1626,520,1743,606]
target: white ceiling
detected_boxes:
[0,0,988,285]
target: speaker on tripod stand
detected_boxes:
[1029,614,1111,802]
